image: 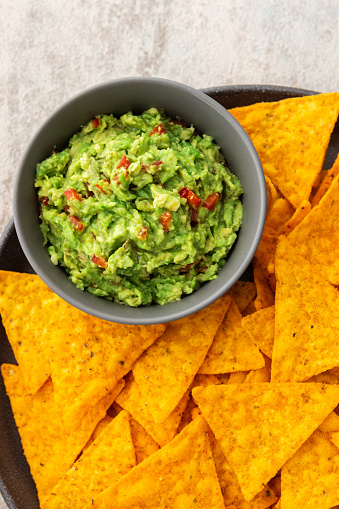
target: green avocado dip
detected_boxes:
[35,108,243,307]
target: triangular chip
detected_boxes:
[272,236,339,382]
[132,295,229,423]
[330,430,339,449]
[207,422,277,508]
[0,270,72,393]
[50,312,166,430]
[244,354,271,383]
[241,305,275,359]
[253,261,275,310]
[281,412,339,509]
[85,416,225,509]
[281,199,311,236]
[116,372,189,446]
[266,198,295,234]
[311,153,339,207]
[42,410,136,509]
[1,363,116,502]
[192,382,339,502]
[199,299,264,374]
[229,280,257,313]
[288,173,339,285]
[229,93,339,208]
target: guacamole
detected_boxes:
[35,108,243,307]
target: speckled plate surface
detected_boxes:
[1,84,338,509]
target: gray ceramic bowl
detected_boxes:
[13,77,266,325]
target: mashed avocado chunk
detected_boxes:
[35,108,243,307]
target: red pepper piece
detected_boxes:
[160,211,172,232]
[149,124,166,137]
[69,215,84,231]
[117,155,130,170]
[64,188,82,202]
[202,192,220,211]
[112,175,121,185]
[95,184,108,195]
[179,187,202,209]
[92,118,100,129]
[189,207,199,225]
[91,254,108,269]
[39,196,50,206]
[137,226,149,241]
[141,160,163,172]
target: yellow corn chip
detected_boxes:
[207,423,277,509]
[132,295,229,423]
[311,153,339,207]
[254,229,279,276]
[306,371,339,385]
[199,299,264,374]
[244,355,271,383]
[266,198,295,234]
[265,174,278,216]
[116,372,189,446]
[253,262,275,311]
[192,382,339,502]
[1,363,115,502]
[288,173,339,285]
[50,313,166,430]
[42,410,136,509]
[110,402,160,464]
[241,299,257,317]
[272,236,339,382]
[281,412,339,509]
[229,93,339,208]
[85,416,225,509]
[0,271,72,394]
[216,373,231,384]
[268,475,281,499]
[330,430,339,449]
[229,280,257,313]
[241,305,275,359]
[227,371,249,384]
[281,199,311,236]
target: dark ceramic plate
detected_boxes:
[1,85,338,509]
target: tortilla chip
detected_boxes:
[268,475,281,499]
[281,412,339,509]
[50,312,166,430]
[266,198,295,234]
[241,305,275,359]
[192,382,339,502]
[132,295,229,423]
[241,299,257,317]
[253,262,275,311]
[311,153,339,207]
[306,371,339,385]
[288,173,339,285]
[272,236,339,382]
[110,402,160,464]
[207,423,277,509]
[42,410,136,509]
[244,355,271,383]
[1,363,115,501]
[116,372,189,446]
[0,271,72,394]
[227,371,249,384]
[330,430,339,449]
[281,199,311,236]
[265,174,278,217]
[254,229,279,276]
[229,93,339,208]
[216,373,231,384]
[229,280,257,313]
[86,416,225,509]
[199,299,264,374]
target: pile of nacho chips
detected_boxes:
[1,91,339,509]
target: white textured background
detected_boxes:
[1,0,339,507]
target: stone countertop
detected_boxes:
[1,0,339,507]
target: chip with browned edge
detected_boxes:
[1,364,117,502]
[42,410,136,509]
[272,235,339,382]
[192,382,339,502]
[241,305,275,359]
[132,295,229,423]
[84,416,225,509]
[281,412,339,509]
[229,93,339,208]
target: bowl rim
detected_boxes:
[13,76,266,324]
